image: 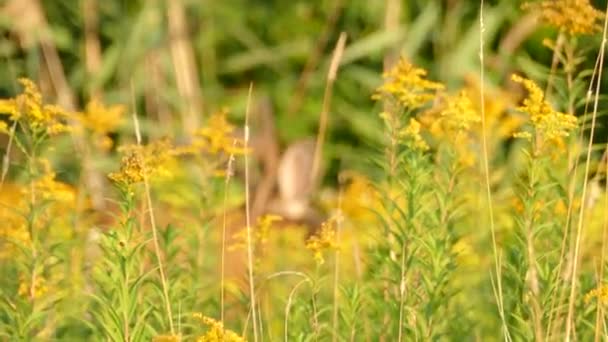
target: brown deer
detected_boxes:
[221,94,324,311]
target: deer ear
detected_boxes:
[277,138,317,203]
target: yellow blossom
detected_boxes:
[0,78,72,135]
[419,89,481,142]
[18,273,48,299]
[193,313,246,342]
[436,90,480,132]
[373,58,444,110]
[462,73,523,140]
[0,183,30,259]
[306,219,339,265]
[523,0,603,36]
[399,118,429,152]
[24,158,76,204]
[0,120,8,134]
[229,214,283,251]
[339,172,380,223]
[78,98,125,150]
[511,74,577,149]
[0,98,19,120]
[585,284,608,305]
[193,109,246,155]
[108,138,177,187]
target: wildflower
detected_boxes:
[0,78,72,135]
[373,58,444,110]
[511,74,577,149]
[306,219,339,265]
[0,120,9,134]
[339,172,380,223]
[193,109,246,155]
[229,214,283,251]
[24,158,76,204]
[462,73,523,140]
[585,284,608,305]
[108,138,177,188]
[436,90,480,132]
[399,118,429,152]
[523,0,603,36]
[420,89,481,140]
[0,186,30,258]
[193,313,246,342]
[78,98,125,150]
[17,273,48,299]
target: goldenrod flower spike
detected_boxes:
[399,118,430,152]
[192,313,246,342]
[0,78,72,135]
[373,58,444,110]
[523,0,604,36]
[511,74,577,148]
[108,138,177,188]
[306,219,339,265]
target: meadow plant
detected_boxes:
[1,1,608,341]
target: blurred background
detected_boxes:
[0,0,606,181]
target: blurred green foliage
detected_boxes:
[0,0,606,174]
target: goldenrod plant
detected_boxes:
[0,0,607,340]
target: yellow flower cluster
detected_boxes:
[511,74,577,148]
[373,58,444,110]
[108,138,177,187]
[399,118,429,152]
[435,90,481,133]
[0,158,76,259]
[25,158,76,204]
[77,98,125,150]
[0,78,72,136]
[306,219,339,265]
[339,172,380,223]
[191,109,246,155]
[17,273,48,299]
[584,284,608,305]
[523,0,604,36]
[193,313,246,342]
[229,214,283,251]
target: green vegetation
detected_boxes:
[0,0,608,340]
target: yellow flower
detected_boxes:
[373,58,444,110]
[462,73,523,140]
[420,89,481,140]
[523,0,603,36]
[77,98,125,150]
[0,183,30,259]
[0,98,19,120]
[306,219,339,265]
[193,109,246,155]
[229,214,283,251]
[436,90,480,132]
[193,313,246,342]
[339,172,380,223]
[23,158,76,204]
[0,78,72,135]
[585,284,608,305]
[0,120,9,134]
[18,273,48,299]
[511,74,577,150]
[108,138,177,187]
[399,118,429,152]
